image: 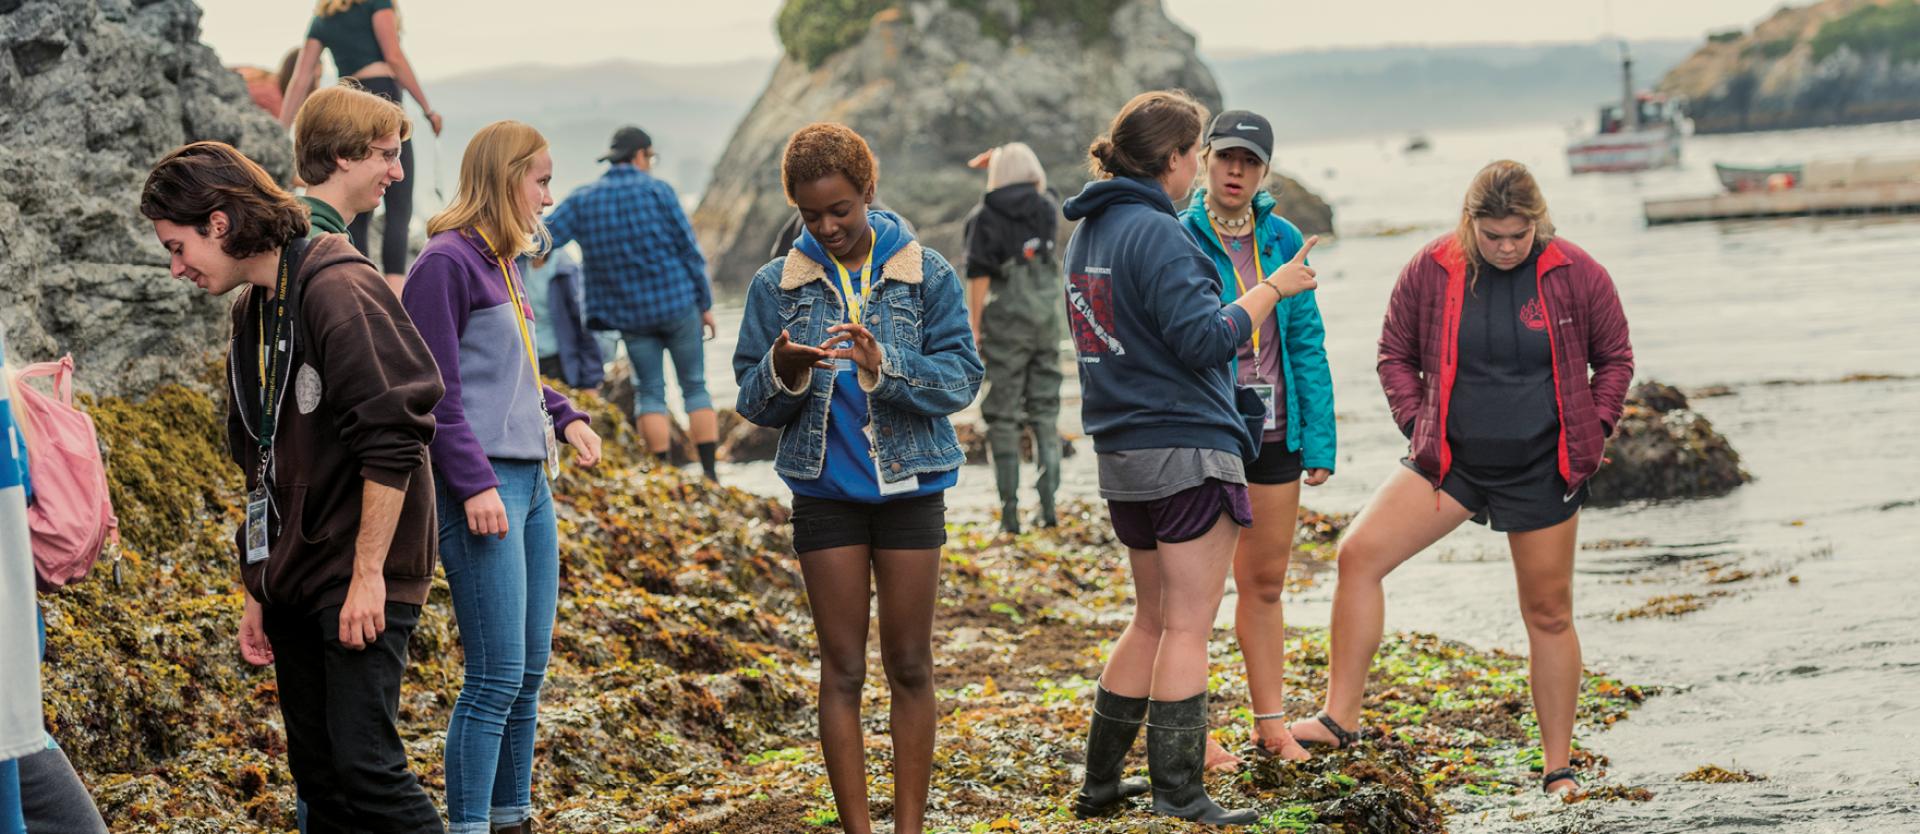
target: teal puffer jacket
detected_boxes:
[1179,187,1338,472]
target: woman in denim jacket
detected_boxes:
[733,123,982,834]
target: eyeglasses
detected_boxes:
[370,145,402,165]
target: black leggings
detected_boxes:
[347,76,415,276]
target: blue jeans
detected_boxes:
[0,760,23,834]
[438,460,558,833]
[622,308,712,415]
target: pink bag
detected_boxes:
[14,355,118,591]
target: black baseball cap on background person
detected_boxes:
[598,126,653,163]
[1205,110,1273,165]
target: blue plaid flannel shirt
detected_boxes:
[544,164,712,333]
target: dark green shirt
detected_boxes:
[307,0,392,77]
[302,196,348,237]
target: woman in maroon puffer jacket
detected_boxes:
[1288,161,1633,795]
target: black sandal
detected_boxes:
[1542,767,1580,793]
[1296,712,1360,750]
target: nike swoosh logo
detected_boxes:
[1236,123,1260,130]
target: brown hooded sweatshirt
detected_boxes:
[225,234,444,614]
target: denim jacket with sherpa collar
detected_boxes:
[733,211,984,484]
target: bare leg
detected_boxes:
[637,413,672,456]
[872,548,940,834]
[1099,548,1164,698]
[1149,513,1241,701]
[796,546,875,834]
[1292,466,1471,743]
[1234,480,1308,760]
[384,273,405,297]
[1508,512,1582,791]
[687,408,720,445]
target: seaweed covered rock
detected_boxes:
[48,384,1647,831]
[0,0,293,396]
[45,384,816,830]
[1588,381,1751,507]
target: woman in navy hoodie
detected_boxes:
[1062,90,1317,826]
[733,123,982,834]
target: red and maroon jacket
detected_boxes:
[1378,234,1634,494]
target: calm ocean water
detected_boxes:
[691,118,1920,832]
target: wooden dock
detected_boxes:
[1645,182,1920,225]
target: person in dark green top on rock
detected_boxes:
[282,0,444,290]
[291,83,411,290]
[961,142,1065,533]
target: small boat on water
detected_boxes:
[1646,155,1920,224]
[1567,43,1684,174]
[1715,162,1803,193]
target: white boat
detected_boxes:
[1567,44,1684,174]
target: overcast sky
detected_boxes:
[198,0,1792,78]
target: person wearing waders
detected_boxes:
[961,142,1065,533]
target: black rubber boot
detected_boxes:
[1072,685,1152,818]
[1147,693,1259,825]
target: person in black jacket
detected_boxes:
[961,142,1065,533]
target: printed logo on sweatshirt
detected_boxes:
[1067,271,1125,359]
[1519,297,1547,332]
[296,364,323,414]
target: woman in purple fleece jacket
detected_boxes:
[401,120,603,834]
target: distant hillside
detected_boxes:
[406,40,1697,214]
[1659,0,1920,133]
[1212,39,1698,141]
[411,58,775,211]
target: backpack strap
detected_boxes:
[16,355,75,405]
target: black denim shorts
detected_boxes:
[790,492,948,554]
[1245,443,1305,485]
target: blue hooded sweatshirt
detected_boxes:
[1061,177,1256,458]
[785,211,958,502]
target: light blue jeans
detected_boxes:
[622,307,712,415]
[438,459,558,833]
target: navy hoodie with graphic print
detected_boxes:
[1061,176,1255,458]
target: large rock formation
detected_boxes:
[692,0,1331,294]
[1587,381,1750,507]
[1659,0,1920,134]
[1,0,291,396]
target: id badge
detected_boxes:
[876,459,920,496]
[1251,383,1278,431]
[244,486,272,565]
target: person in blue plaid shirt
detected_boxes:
[546,126,721,480]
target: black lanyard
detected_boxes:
[253,247,295,452]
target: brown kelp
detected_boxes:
[41,384,1647,832]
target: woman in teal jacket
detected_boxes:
[1177,110,1337,765]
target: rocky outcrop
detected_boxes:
[1658,0,1920,134]
[694,0,1331,294]
[1587,382,1750,507]
[1,0,292,397]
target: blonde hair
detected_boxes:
[987,142,1046,191]
[428,120,550,259]
[315,0,401,30]
[292,80,411,186]
[1456,160,1555,287]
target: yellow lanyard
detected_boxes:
[1209,221,1266,357]
[472,228,545,399]
[830,233,876,324]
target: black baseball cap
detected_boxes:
[599,126,653,163]
[1205,110,1273,165]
